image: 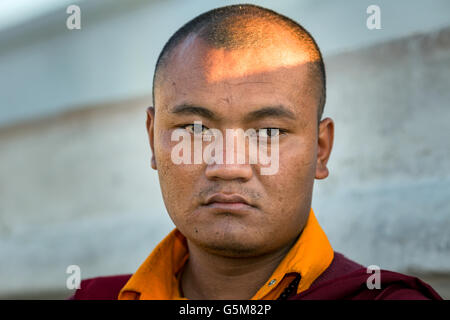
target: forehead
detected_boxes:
[156,35,318,117]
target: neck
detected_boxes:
[180,239,296,300]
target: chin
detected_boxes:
[190,227,267,258]
[201,240,265,258]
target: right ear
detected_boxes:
[146,106,157,170]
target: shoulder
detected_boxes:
[293,252,443,300]
[309,251,365,288]
[69,274,132,300]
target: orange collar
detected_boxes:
[118,208,334,300]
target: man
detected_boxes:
[72,4,442,300]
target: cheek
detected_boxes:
[154,129,204,214]
[262,140,316,213]
[281,142,316,181]
[154,130,175,181]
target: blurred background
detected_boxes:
[0,0,449,299]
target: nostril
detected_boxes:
[205,163,253,181]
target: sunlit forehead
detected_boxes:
[190,22,320,82]
[201,43,319,83]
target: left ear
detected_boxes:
[315,117,334,180]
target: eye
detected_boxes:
[258,128,282,138]
[183,123,210,135]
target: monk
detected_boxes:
[71,4,442,300]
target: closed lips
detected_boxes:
[205,194,252,206]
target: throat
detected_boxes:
[179,239,295,300]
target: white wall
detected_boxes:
[313,27,450,273]
[0,98,175,297]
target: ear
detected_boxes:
[146,106,157,170]
[315,117,334,180]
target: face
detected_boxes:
[147,33,334,258]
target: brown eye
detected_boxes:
[258,128,280,138]
[184,123,209,135]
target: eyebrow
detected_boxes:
[244,105,297,122]
[170,104,218,120]
[169,103,297,122]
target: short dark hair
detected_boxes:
[152,4,326,120]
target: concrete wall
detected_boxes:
[313,27,450,274]
[1,1,449,299]
[0,98,175,298]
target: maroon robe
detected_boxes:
[70,252,443,300]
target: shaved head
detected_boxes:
[152,4,326,120]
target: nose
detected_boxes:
[205,162,253,181]
[204,130,254,181]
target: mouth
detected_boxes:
[203,193,256,212]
